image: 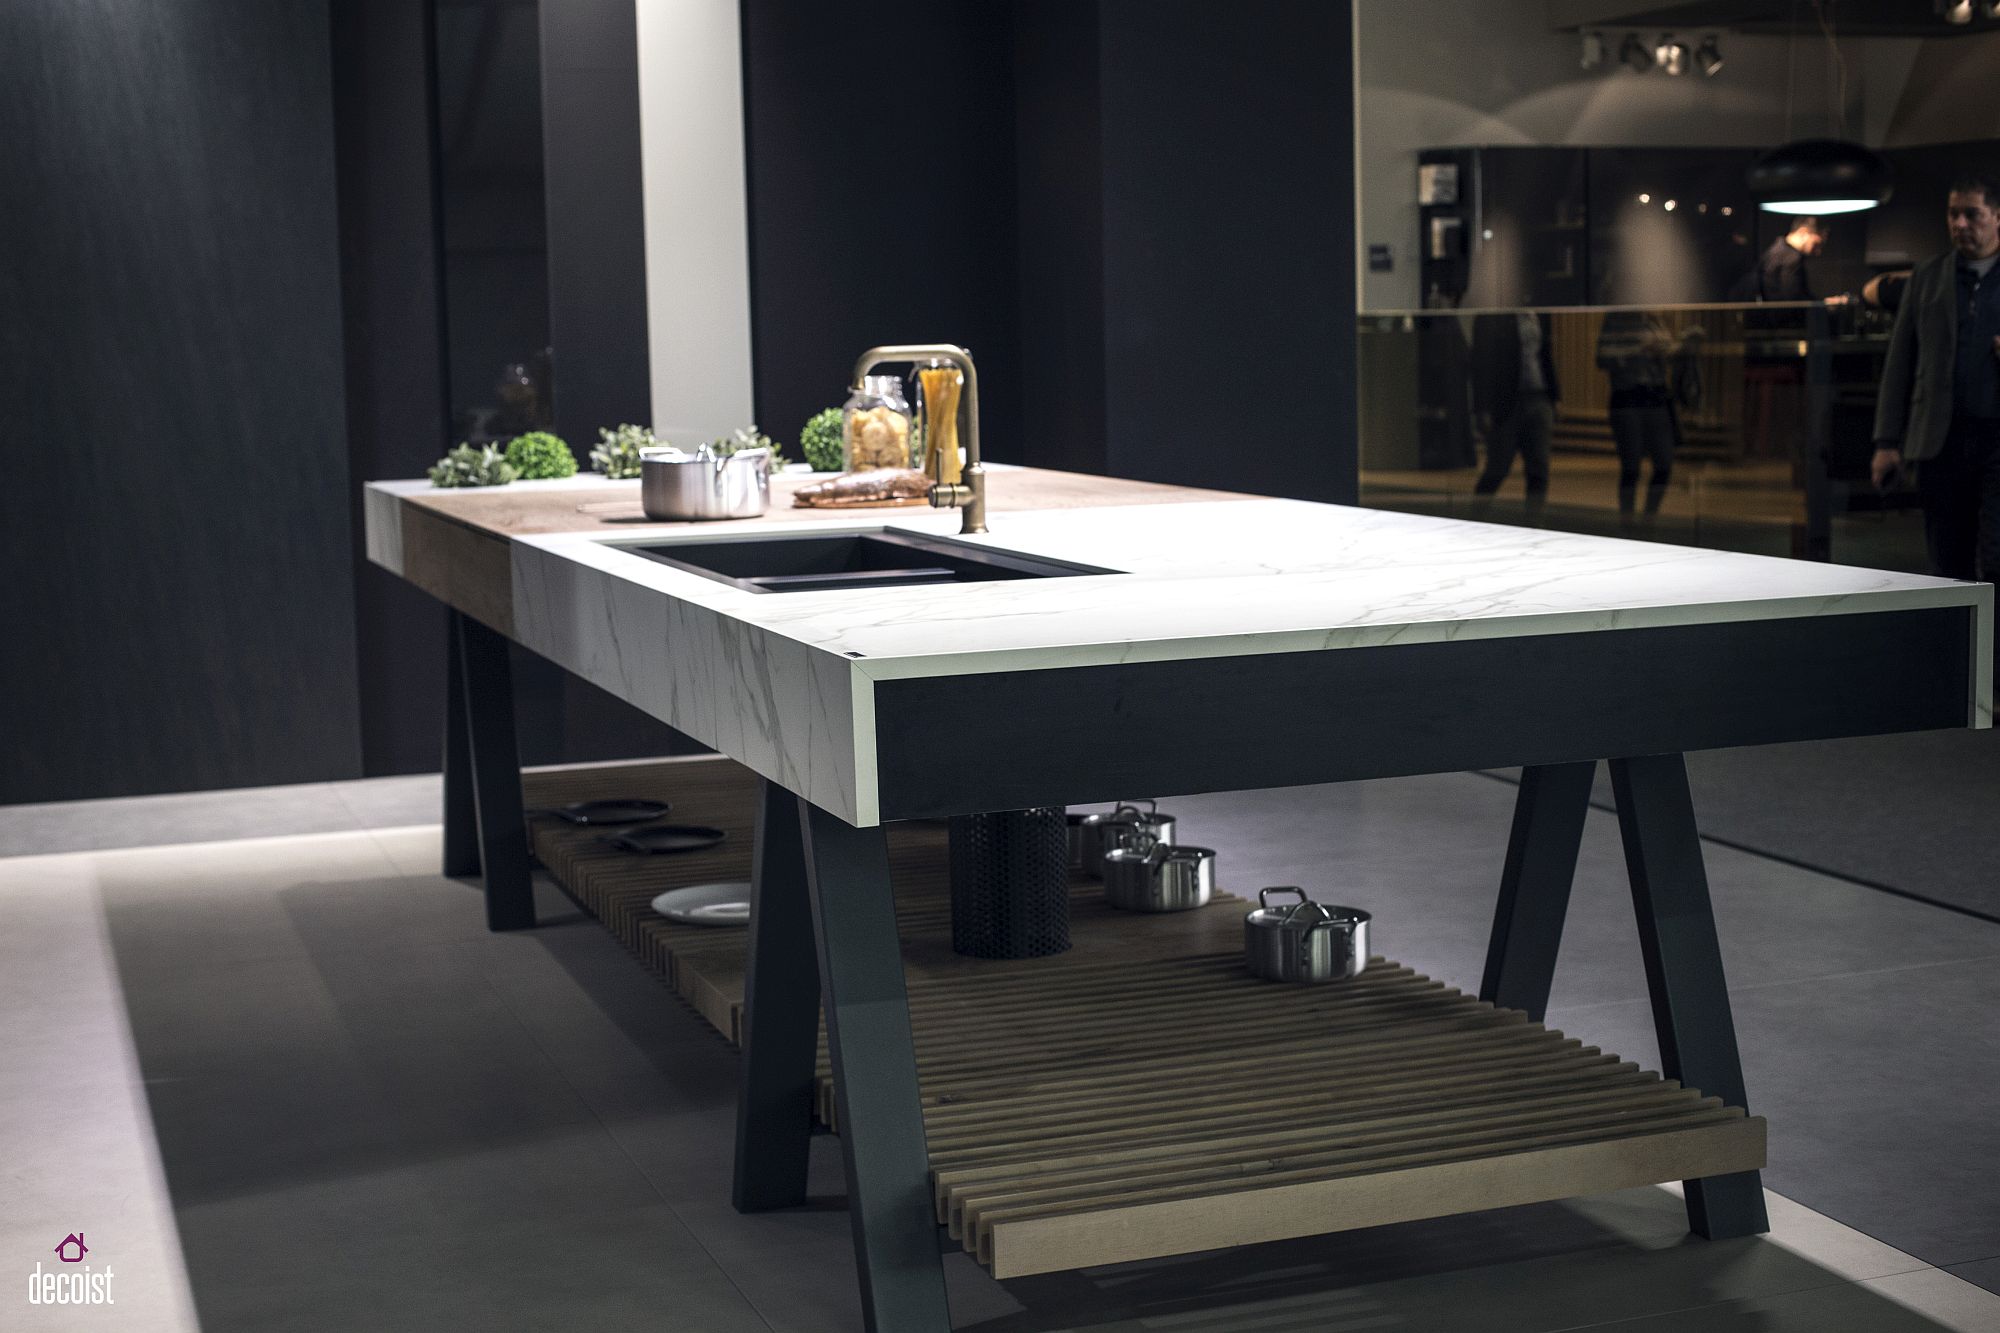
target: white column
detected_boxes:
[633,0,756,447]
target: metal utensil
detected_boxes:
[1073,801,1178,878]
[640,445,771,521]
[1243,887,1371,983]
[1102,842,1216,913]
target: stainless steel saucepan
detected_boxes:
[1243,887,1371,983]
[1070,801,1177,878]
[1102,842,1215,912]
[640,445,771,521]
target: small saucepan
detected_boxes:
[1243,887,1372,983]
[1101,843,1216,913]
[1070,801,1178,878]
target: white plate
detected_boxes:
[651,882,752,926]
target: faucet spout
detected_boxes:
[850,344,985,535]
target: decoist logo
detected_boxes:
[27,1233,115,1306]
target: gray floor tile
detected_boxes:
[0,780,365,857]
[1584,729,2000,920]
[1547,957,2000,1271]
[329,771,441,830]
[1943,1256,2000,1298]
[182,1202,770,1333]
[1565,1266,2000,1333]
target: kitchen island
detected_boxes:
[365,464,1989,1331]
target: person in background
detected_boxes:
[1595,311,1683,523]
[1736,216,1828,302]
[1471,310,1560,512]
[1873,174,2000,587]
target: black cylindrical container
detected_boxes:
[947,807,1071,959]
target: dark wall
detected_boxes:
[1097,1,1357,503]
[740,0,1024,458]
[1014,0,1108,475]
[0,1,359,803]
[739,1,1358,497]
[539,0,652,447]
[334,0,456,779]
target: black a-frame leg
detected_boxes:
[1480,761,1596,1021]
[1610,752,1769,1239]
[441,613,482,878]
[734,778,821,1213]
[797,799,948,1333]
[448,609,536,932]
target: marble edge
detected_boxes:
[1971,583,1995,730]
[849,583,1993,697]
[507,534,870,824]
[361,485,404,575]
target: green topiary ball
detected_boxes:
[799,408,845,472]
[504,431,577,479]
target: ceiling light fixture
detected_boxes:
[1657,34,1691,76]
[1750,3,1891,214]
[1750,140,1893,214]
[1620,32,1654,72]
[1696,34,1723,76]
[1942,0,1973,24]
[1581,30,1606,69]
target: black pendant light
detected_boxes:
[1749,138,1892,215]
[1750,1,1891,215]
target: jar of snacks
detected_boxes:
[842,375,912,471]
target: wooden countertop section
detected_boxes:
[401,466,1256,540]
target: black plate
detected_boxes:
[606,824,727,855]
[530,798,671,826]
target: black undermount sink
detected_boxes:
[627,531,1118,594]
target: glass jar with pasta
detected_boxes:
[841,375,913,472]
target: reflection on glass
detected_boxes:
[1356,302,1928,574]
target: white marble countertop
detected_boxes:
[366,482,1992,822]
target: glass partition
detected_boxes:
[1356,302,1929,574]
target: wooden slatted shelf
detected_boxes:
[522,756,1765,1278]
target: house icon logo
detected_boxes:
[27,1233,113,1306]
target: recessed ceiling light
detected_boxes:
[1696,34,1723,76]
[1657,35,1690,76]
[1664,199,1678,211]
[1638,193,1651,204]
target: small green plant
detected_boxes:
[799,408,845,472]
[707,425,787,467]
[428,443,517,488]
[503,431,576,479]
[591,423,655,479]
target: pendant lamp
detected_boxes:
[1748,138,1892,214]
[1750,2,1890,214]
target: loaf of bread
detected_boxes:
[791,468,930,508]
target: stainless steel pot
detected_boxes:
[1243,887,1371,983]
[640,445,771,521]
[1102,843,1215,913]
[1072,802,1177,878]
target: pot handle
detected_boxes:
[1257,886,1308,910]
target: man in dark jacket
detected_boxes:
[1734,217,1826,302]
[1873,175,2000,583]
[1471,310,1560,506]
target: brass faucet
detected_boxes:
[850,344,986,534]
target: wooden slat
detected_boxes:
[521,756,1767,1278]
